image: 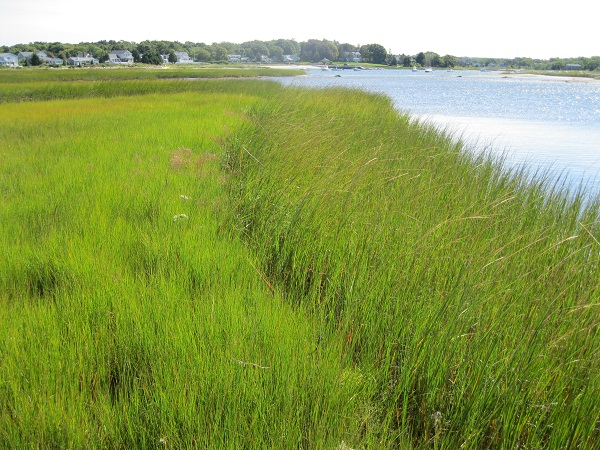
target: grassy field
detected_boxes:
[0,66,306,84]
[1,69,599,448]
[0,67,304,103]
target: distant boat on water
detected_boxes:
[424,67,433,73]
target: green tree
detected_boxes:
[359,45,371,62]
[194,48,211,62]
[369,44,387,64]
[131,49,141,62]
[359,44,387,64]
[422,51,441,67]
[316,40,338,61]
[29,52,42,66]
[47,42,65,56]
[300,40,317,61]
[212,46,228,61]
[586,57,600,70]
[216,41,239,53]
[141,50,162,65]
[300,39,337,62]
[168,51,177,63]
[442,54,457,68]
[269,45,284,62]
[273,39,300,56]
[415,52,425,66]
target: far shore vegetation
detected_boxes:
[1,67,599,448]
[3,38,599,72]
[523,69,600,80]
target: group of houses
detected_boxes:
[0,49,194,67]
[227,54,302,64]
[227,51,361,64]
[0,50,102,67]
[0,48,365,67]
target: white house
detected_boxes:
[228,54,251,63]
[175,51,193,63]
[14,51,62,65]
[283,54,300,63]
[67,54,99,66]
[0,53,19,67]
[108,50,134,64]
[344,52,362,63]
[41,55,64,65]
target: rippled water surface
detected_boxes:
[279,69,600,197]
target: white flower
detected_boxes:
[180,195,191,200]
[173,213,188,221]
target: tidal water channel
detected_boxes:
[279,68,600,198]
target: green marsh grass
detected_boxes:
[0,83,359,448]
[0,66,304,84]
[227,87,600,448]
[2,69,599,448]
[0,77,298,104]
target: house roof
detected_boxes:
[108,50,132,58]
[18,51,47,57]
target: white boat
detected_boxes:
[412,66,418,72]
[424,67,433,73]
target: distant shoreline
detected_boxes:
[260,64,600,83]
[502,72,600,83]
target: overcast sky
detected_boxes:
[1,0,597,59]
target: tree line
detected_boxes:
[3,39,599,69]
[0,39,454,67]
[2,39,388,64]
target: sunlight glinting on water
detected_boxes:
[281,69,600,196]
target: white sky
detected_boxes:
[1,0,597,59]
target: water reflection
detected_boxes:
[423,114,600,195]
[280,69,600,197]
